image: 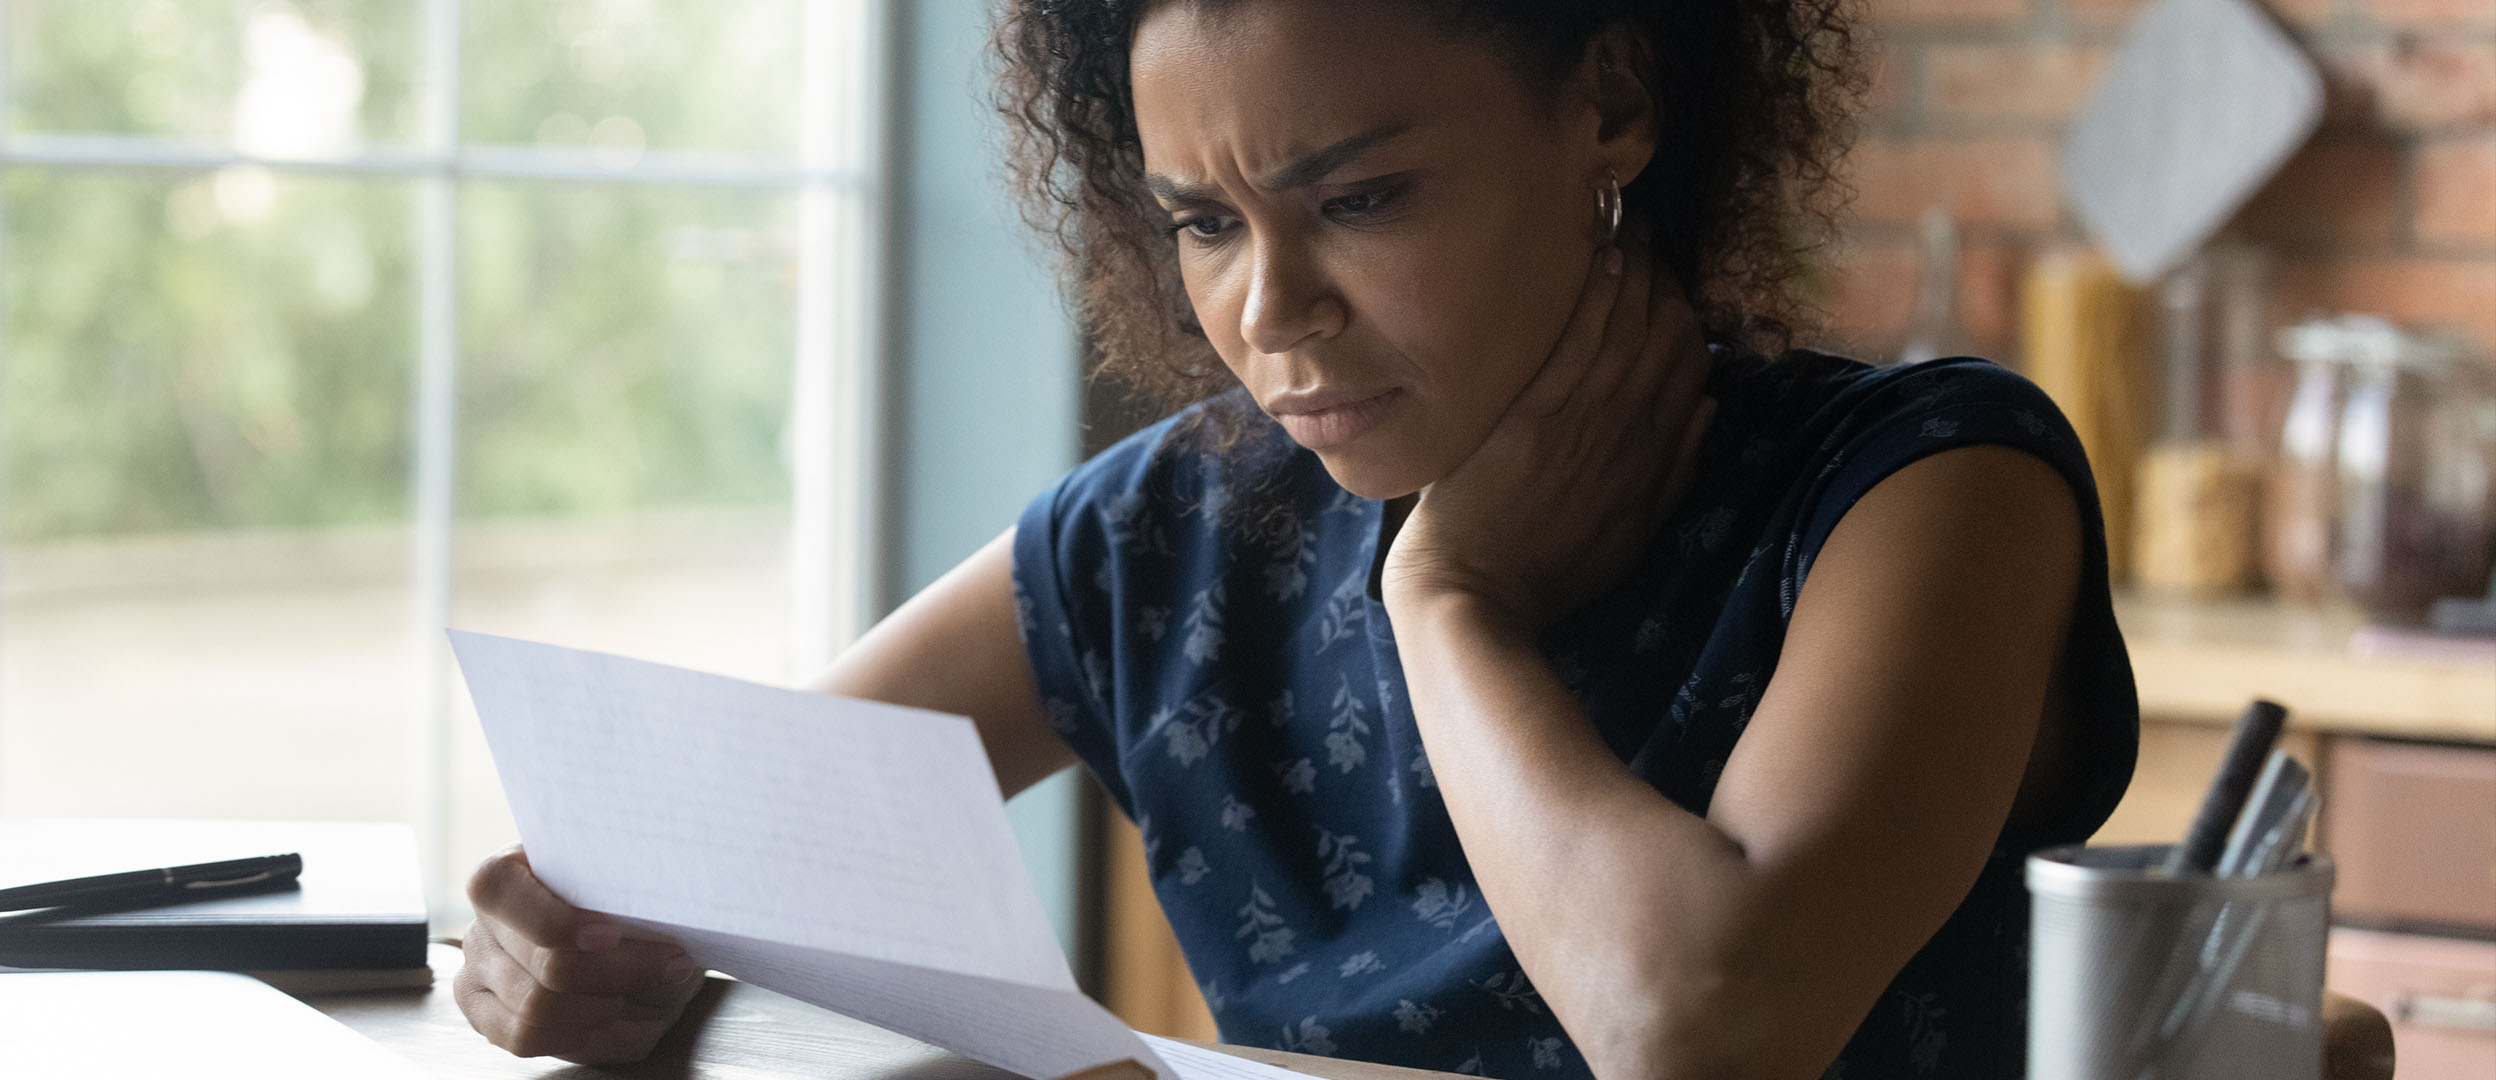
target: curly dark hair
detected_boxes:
[993,0,1866,427]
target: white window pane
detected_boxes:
[458,181,795,519]
[0,1,878,914]
[443,180,802,872]
[1,168,419,820]
[461,1,804,159]
[7,0,424,150]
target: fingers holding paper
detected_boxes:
[457,844,705,1063]
[467,845,693,989]
[459,927,699,1063]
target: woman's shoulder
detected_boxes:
[1683,346,2103,607]
[1707,348,2091,494]
[1716,347,2068,431]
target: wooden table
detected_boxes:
[301,945,2395,1080]
[299,945,1458,1079]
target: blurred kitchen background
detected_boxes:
[1794,1,2496,1074]
[0,0,2489,1074]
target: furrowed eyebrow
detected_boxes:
[1144,120,1414,207]
[1144,173,1216,206]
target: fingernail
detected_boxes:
[663,956,703,983]
[574,922,623,951]
[1603,246,1623,276]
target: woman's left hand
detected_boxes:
[1381,228,1716,632]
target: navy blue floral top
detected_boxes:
[1011,351,2137,1079]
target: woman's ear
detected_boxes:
[1580,21,1659,188]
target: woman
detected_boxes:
[455,1,2136,1077]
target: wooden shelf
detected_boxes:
[2115,591,2496,742]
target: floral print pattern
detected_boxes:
[1014,354,2138,1078]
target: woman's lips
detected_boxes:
[1269,388,1402,450]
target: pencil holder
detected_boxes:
[2026,843,2334,1080]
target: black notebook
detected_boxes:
[0,819,428,971]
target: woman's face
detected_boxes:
[1130,1,1633,499]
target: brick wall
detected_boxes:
[1813,0,2496,367]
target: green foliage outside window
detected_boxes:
[3,170,415,540]
[1,0,807,543]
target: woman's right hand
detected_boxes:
[454,845,708,1064]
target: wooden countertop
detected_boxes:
[2115,591,2496,742]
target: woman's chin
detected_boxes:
[1310,450,1431,503]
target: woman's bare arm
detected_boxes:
[806,528,1076,799]
[1388,445,2082,1080]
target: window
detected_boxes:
[0,0,884,918]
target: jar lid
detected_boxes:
[2277,315,2359,364]
[2277,314,2466,373]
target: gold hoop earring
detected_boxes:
[1594,170,1623,245]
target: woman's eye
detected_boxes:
[1324,186,1403,219]
[1170,216,1230,242]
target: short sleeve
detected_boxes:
[1786,358,2139,846]
[1007,393,1315,824]
[1791,360,2101,578]
[1012,460,1138,814]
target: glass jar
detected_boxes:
[2265,318,2354,601]
[2422,378,2496,615]
[2134,250,2268,595]
[2333,328,2491,622]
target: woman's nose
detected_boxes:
[1239,236,1346,356]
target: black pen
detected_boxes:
[0,853,304,912]
[2163,699,2288,876]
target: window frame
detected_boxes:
[0,0,889,914]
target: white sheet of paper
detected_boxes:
[1143,1035,1348,1079]
[0,970,432,1079]
[662,923,1167,1080]
[449,630,1174,1079]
